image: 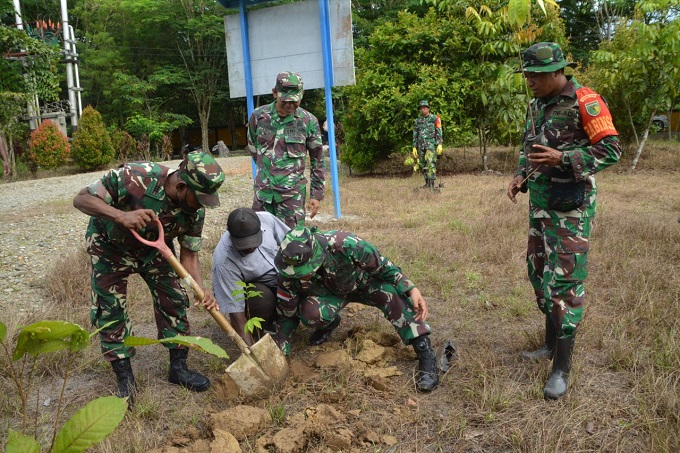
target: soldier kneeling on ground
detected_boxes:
[273,226,440,392]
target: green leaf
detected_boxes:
[6,429,41,453]
[123,336,162,347]
[124,335,228,359]
[159,336,229,359]
[0,320,6,342]
[508,0,530,27]
[53,396,127,453]
[13,321,89,361]
[244,317,265,334]
[535,0,547,15]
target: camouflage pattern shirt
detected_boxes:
[247,102,325,203]
[516,77,621,218]
[412,113,442,150]
[277,230,416,319]
[84,162,205,260]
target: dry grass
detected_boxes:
[0,141,678,452]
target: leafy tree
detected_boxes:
[125,113,191,158]
[341,8,473,172]
[0,24,61,177]
[340,1,567,171]
[71,105,114,170]
[587,0,680,170]
[73,0,228,151]
[460,0,566,169]
[27,119,70,170]
[351,0,428,48]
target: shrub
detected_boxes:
[27,120,70,170]
[160,134,173,160]
[111,129,137,163]
[71,106,114,171]
[136,134,150,161]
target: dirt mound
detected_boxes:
[148,327,413,451]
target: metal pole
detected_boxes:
[239,0,256,178]
[69,25,83,116]
[318,0,342,219]
[60,0,78,129]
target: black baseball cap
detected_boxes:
[227,208,262,251]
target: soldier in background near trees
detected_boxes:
[212,207,289,346]
[72,151,225,404]
[273,226,440,392]
[412,100,443,190]
[247,71,325,228]
[506,42,621,400]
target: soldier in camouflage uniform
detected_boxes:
[412,100,443,189]
[273,226,439,392]
[506,43,621,400]
[247,71,325,228]
[73,151,225,403]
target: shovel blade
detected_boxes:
[250,333,289,385]
[225,353,273,398]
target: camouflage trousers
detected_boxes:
[418,148,437,180]
[527,215,591,338]
[87,238,190,362]
[275,281,432,356]
[252,189,305,229]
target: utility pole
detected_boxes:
[60,0,78,129]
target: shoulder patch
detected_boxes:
[585,101,601,117]
[576,87,618,144]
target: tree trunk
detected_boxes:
[478,127,489,171]
[630,127,650,171]
[625,103,639,147]
[199,108,209,152]
[9,134,16,178]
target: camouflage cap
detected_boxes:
[275,226,325,279]
[418,100,430,108]
[275,71,304,102]
[520,42,577,73]
[178,151,225,208]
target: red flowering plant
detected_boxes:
[27,120,71,170]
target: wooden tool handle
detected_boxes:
[165,254,252,355]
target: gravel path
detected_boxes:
[0,157,254,313]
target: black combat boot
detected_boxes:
[543,335,575,400]
[521,315,556,361]
[412,335,439,392]
[168,348,211,392]
[309,315,341,346]
[422,177,429,189]
[111,358,136,404]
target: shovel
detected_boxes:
[129,218,288,398]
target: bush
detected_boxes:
[27,120,70,170]
[111,129,137,163]
[71,106,114,171]
[160,134,173,160]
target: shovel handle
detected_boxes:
[164,253,252,355]
[129,219,252,355]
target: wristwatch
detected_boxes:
[561,152,571,167]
